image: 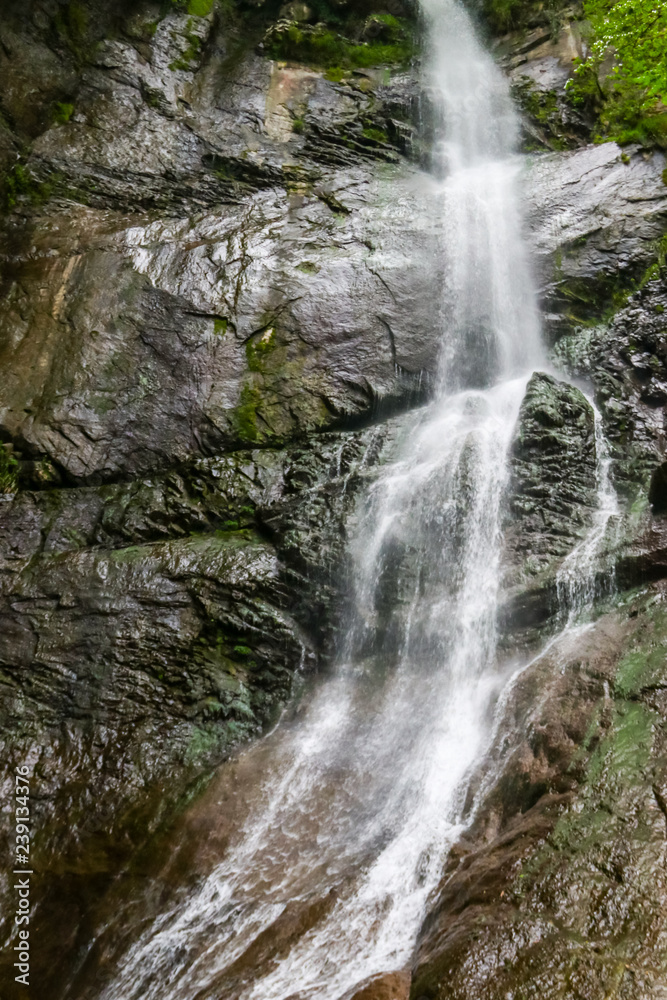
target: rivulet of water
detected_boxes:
[93,4,599,1000]
[556,397,620,620]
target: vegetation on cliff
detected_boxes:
[567,0,667,147]
[481,0,667,149]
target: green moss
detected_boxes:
[234,382,262,442]
[53,0,93,66]
[264,20,415,71]
[0,445,19,495]
[245,327,276,372]
[213,318,228,336]
[169,19,203,71]
[233,645,252,657]
[512,78,574,151]
[638,233,667,287]
[292,116,305,134]
[554,233,667,329]
[362,126,388,143]
[515,694,657,900]
[187,0,214,15]
[142,87,163,110]
[325,66,346,83]
[482,0,550,33]
[89,394,116,415]
[53,101,75,124]
[615,608,667,697]
[184,725,224,765]
[1,163,56,212]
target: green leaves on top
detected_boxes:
[582,0,667,105]
[569,0,667,147]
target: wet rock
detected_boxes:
[500,371,597,637]
[0,424,394,816]
[412,584,667,1000]
[347,970,411,1000]
[492,13,593,152]
[525,143,667,340]
[1,4,667,998]
[649,461,667,513]
[551,276,667,501]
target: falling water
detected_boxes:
[96,3,568,999]
[556,399,620,619]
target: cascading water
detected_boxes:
[556,400,620,619]
[94,4,600,999]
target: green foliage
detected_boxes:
[596,78,667,147]
[168,0,205,12]
[1,164,54,212]
[583,0,667,103]
[0,446,19,495]
[265,21,415,71]
[308,0,343,25]
[481,0,521,32]
[53,101,75,124]
[567,0,667,148]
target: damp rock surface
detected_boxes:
[0,0,667,997]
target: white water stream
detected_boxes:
[97,3,614,999]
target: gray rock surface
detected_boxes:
[501,371,598,637]
[524,142,667,337]
[1,2,667,997]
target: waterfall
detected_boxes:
[96,4,580,999]
[556,400,620,619]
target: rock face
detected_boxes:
[411,583,667,1000]
[0,0,667,997]
[500,371,598,638]
[525,142,667,339]
[0,17,442,482]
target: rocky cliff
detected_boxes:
[0,1,666,998]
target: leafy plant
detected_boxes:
[582,0,667,104]
[567,0,667,147]
[0,446,19,495]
